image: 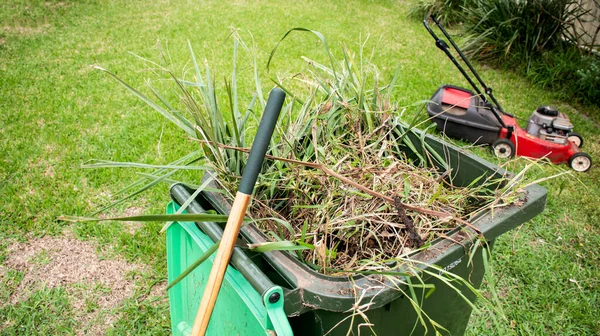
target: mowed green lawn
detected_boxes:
[1,0,599,335]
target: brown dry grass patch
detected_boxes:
[1,232,163,335]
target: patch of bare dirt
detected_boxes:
[2,233,162,335]
[1,24,51,36]
[44,1,71,9]
[44,164,55,178]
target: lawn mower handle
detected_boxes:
[423,15,510,130]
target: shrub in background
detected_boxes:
[576,54,600,101]
[408,0,471,25]
[460,0,585,60]
[525,48,600,105]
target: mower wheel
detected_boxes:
[567,132,583,148]
[491,138,515,159]
[568,152,592,172]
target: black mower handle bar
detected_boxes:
[423,15,509,129]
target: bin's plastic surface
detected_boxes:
[166,201,292,336]
[167,127,547,335]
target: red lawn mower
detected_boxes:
[423,16,592,172]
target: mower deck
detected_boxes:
[427,85,501,145]
[427,85,583,165]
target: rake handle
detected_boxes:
[191,88,285,336]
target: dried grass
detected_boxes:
[239,115,497,274]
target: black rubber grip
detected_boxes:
[238,88,286,195]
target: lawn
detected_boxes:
[0,0,598,335]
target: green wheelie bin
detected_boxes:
[166,127,547,335]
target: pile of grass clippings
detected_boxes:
[242,112,498,274]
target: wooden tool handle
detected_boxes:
[191,88,285,336]
[190,191,250,335]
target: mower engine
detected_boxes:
[526,106,574,145]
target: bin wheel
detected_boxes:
[491,138,515,159]
[568,152,592,172]
[567,132,583,148]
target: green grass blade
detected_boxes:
[267,27,337,80]
[248,217,295,238]
[167,241,220,290]
[92,65,196,137]
[231,38,241,142]
[147,82,196,134]
[59,213,231,223]
[82,160,210,171]
[248,241,313,253]
[161,176,217,232]
[91,168,180,215]
[115,150,204,195]
[188,40,206,88]
[134,173,195,188]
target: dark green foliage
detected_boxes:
[575,54,600,101]
[408,0,470,25]
[460,0,585,59]
[524,48,600,105]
